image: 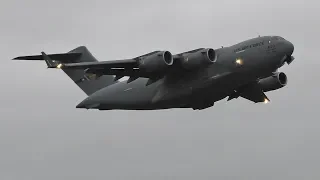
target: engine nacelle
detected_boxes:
[180,48,217,69]
[138,51,173,73]
[258,72,288,92]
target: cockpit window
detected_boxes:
[271,36,284,40]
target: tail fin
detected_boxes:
[61,46,115,95]
[14,46,115,95]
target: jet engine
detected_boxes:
[138,51,173,73]
[180,48,217,69]
[258,72,288,92]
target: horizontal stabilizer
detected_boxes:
[13,52,81,63]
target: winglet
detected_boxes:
[41,52,63,69]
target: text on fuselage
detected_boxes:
[234,41,264,53]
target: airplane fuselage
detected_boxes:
[76,36,294,110]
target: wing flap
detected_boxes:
[84,68,150,78]
[61,59,149,78]
[240,88,270,103]
[62,59,138,69]
[229,83,270,103]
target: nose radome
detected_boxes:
[285,40,294,55]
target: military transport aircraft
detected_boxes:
[13,35,294,110]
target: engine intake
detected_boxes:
[180,48,217,69]
[138,51,173,73]
[258,72,288,92]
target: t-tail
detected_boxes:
[13,46,115,95]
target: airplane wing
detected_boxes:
[228,82,270,103]
[57,49,210,79]
[13,48,217,82]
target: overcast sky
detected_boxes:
[0,0,319,179]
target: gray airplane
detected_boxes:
[13,35,294,110]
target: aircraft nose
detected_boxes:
[278,40,295,66]
[284,40,294,56]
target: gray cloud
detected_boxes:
[0,0,319,179]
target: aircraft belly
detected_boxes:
[151,71,237,108]
[189,69,260,105]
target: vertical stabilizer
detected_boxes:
[62,46,115,95]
